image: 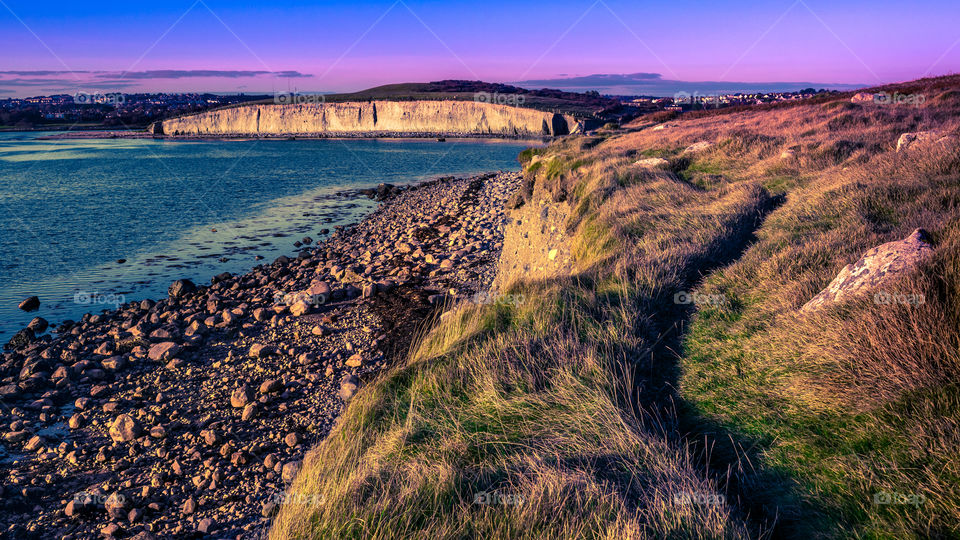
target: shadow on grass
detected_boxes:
[614,192,824,539]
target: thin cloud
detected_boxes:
[0,77,81,86]
[514,72,865,96]
[0,70,312,79]
[0,70,315,96]
[0,70,93,76]
[520,72,663,86]
[106,70,312,79]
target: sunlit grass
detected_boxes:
[272,74,960,539]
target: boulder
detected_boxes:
[7,328,34,349]
[168,279,196,299]
[18,296,40,312]
[683,141,713,154]
[289,300,311,316]
[102,356,127,371]
[181,496,197,515]
[104,492,129,519]
[258,379,283,394]
[895,131,951,152]
[339,375,360,401]
[634,157,669,168]
[24,435,45,452]
[109,414,143,442]
[281,460,302,482]
[26,317,48,333]
[197,518,215,534]
[851,92,880,104]
[307,280,331,304]
[801,228,934,312]
[147,342,180,362]
[249,343,274,358]
[230,384,255,408]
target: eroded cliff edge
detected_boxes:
[150,101,579,138]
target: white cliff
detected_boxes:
[154,101,579,137]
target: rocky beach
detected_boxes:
[0,171,521,539]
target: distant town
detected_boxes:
[0,88,833,131]
[0,93,271,130]
[628,87,832,113]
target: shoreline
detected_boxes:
[0,171,521,538]
[0,135,532,342]
[38,131,553,142]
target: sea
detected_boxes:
[0,132,532,341]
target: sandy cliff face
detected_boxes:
[156,101,578,137]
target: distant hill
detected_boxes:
[247,80,633,119]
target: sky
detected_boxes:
[0,0,958,97]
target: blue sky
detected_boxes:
[1,0,958,96]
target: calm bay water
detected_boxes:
[0,132,531,341]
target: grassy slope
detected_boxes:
[271,75,960,539]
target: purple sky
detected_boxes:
[1,0,958,97]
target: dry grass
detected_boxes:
[271,74,960,539]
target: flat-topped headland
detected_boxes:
[150,101,580,138]
[41,81,643,140]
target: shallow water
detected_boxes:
[0,132,531,341]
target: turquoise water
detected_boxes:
[0,132,531,341]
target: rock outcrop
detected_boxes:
[152,101,578,138]
[851,92,881,104]
[683,141,714,154]
[634,157,669,168]
[896,131,955,152]
[801,228,934,312]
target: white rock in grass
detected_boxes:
[634,157,669,168]
[801,228,934,312]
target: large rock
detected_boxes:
[26,317,48,333]
[289,300,311,316]
[231,384,255,408]
[7,328,34,349]
[109,414,143,442]
[307,281,331,304]
[281,460,302,482]
[18,296,40,312]
[801,228,934,312]
[103,492,129,519]
[895,131,954,152]
[147,342,180,362]
[851,92,881,104]
[339,375,360,401]
[634,157,668,168]
[249,343,274,358]
[168,279,197,299]
[683,141,713,154]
